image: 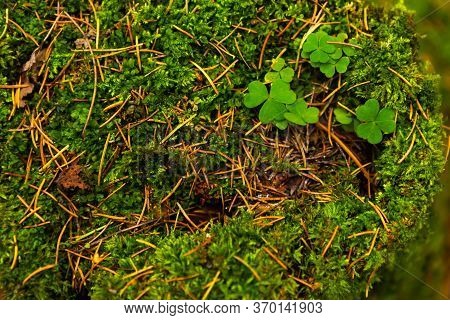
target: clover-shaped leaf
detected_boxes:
[265,58,295,84]
[275,120,288,130]
[302,31,336,64]
[265,72,280,83]
[270,79,296,104]
[259,98,287,124]
[271,58,286,71]
[280,67,295,83]
[334,108,353,125]
[335,56,350,73]
[355,99,396,144]
[330,48,343,60]
[356,122,383,144]
[284,98,319,126]
[333,33,356,57]
[302,31,358,78]
[244,81,269,108]
[320,63,336,78]
[356,99,380,121]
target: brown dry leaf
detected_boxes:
[17,47,49,107]
[57,161,90,190]
[17,74,34,107]
[75,38,90,49]
[22,47,47,72]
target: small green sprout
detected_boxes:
[243,58,320,129]
[334,108,353,125]
[334,107,356,132]
[264,58,295,83]
[355,99,396,144]
[302,31,357,78]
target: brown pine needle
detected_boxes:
[10,235,18,270]
[263,247,288,270]
[288,275,314,289]
[135,35,142,71]
[259,31,272,69]
[368,201,390,232]
[160,114,196,144]
[202,271,221,300]
[346,80,371,92]
[190,61,219,94]
[98,133,111,186]
[40,145,69,171]
[82,63,98,138]
[100,96,130,128]
[55,217,72,264]
[23,264,56,285]
[321,226,339,257]
[161,177,184,203]
[415,98,429,120]
[136,239,157,249]
[316,122,370,180]
[446,135,450,162]
[233,255,261,281]
[398,133,416,164]
[0,84,32,89]
[176,202,201,231]
[388,67,413,87]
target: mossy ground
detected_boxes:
[0,0,446,299]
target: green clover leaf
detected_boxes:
[243,81,269,108]
[303,31,357,77]
[302,31,336,64]
[271,57,286,71]
[320,63,336,78]
[280,67,295,83]
[284,98,319,126]
[265,71,280,83]
[334,108,353,125]
[375,108,396,133]
[356,122,384,144]
[259,98,288,124]
[355,99,396,144]
[356,99,380,121]
[334,33,356,56]
[275,120,288,130]
[270,79,296,104]
[335,56,350,73]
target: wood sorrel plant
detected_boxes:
[301,31,358,78]
[243,58,319,130]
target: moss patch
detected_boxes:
[0,0,445,299]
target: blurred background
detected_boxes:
[373,0,450,299]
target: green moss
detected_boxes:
[0,0,445,299]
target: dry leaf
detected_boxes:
[17,74,34,107]
[57,161,90,190]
